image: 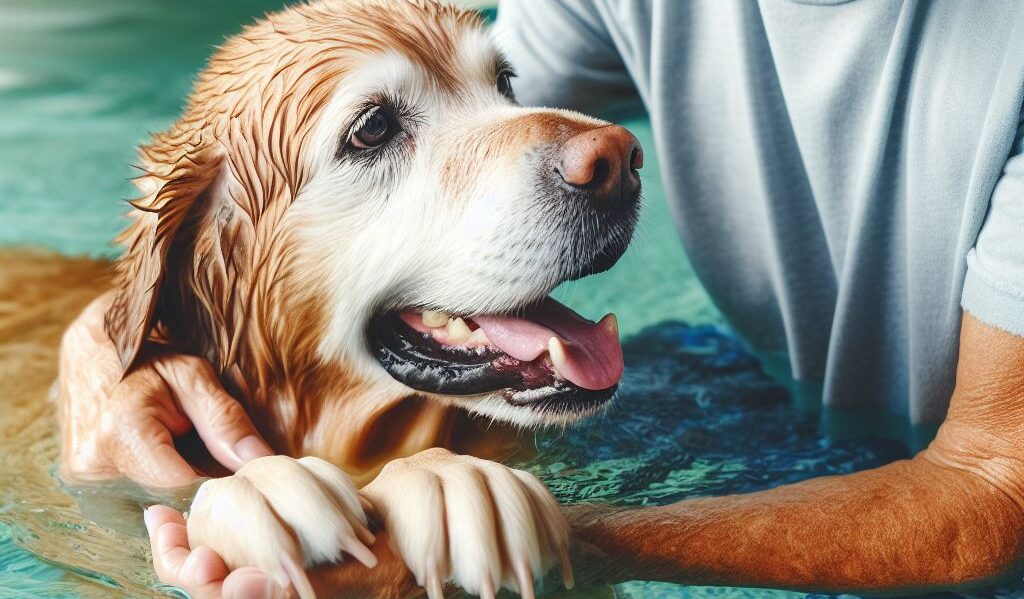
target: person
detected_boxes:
[61,1,1024,597]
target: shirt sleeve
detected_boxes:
[492,0,639,115]
[961,113,1024,336]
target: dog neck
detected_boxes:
[160,283,520,484]
[220,359,521,485]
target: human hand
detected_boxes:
[58,293,274,488]
[145,455,381,599]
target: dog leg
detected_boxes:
[363,447,572,599]
[185,455,375,598]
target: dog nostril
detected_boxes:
[589,158,610,189]
[630,146,644,171]
[558,157,609,189]
[557,125,642,202]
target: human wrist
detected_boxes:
[563,503,648,587]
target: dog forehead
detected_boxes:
[307,0,484,92]
[327,32,499,112]
[454,23,503,89]
[199,1,483,99]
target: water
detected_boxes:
[0,1,1020,598]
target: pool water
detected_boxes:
[0,1,1021,598]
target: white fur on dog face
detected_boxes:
[289,31,610,426]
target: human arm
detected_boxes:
[563,312,1024,592]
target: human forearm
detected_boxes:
[566,454,1024,593]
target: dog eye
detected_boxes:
[497,70,515,101]
[351,106,399,149]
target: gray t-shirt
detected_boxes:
[495,0,1024,426]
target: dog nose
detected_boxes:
[557,125,643,208]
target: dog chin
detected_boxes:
[437,387,617,428]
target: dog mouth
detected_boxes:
[368,297,622,412]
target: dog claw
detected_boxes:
[514,559,535,599]
[358,495,379,521]
[342,535,377,569]
[353,521,376,546]
[424,561,444,599]
[558,545,574,590]
[478,574,496,599]
[279,551,315,599]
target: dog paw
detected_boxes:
[185,455,376,597]
[362,448,572,599]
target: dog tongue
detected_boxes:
[473,298,623,391]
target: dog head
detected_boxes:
[106,0,642,429]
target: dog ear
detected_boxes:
[105,134,226,374]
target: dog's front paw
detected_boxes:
[363,448,572,599]
[185,455,376,596]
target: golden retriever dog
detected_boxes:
[47,0,642,596]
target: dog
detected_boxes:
[54,0,643,596]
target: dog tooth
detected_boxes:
[548,337,570,378]
[447,317,472,343]
[421,310,450,328]
[469,328,490,345]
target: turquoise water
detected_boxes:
[1,2,1021,598]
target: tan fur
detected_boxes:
[100,0,527,483]
[10,2,615,596]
